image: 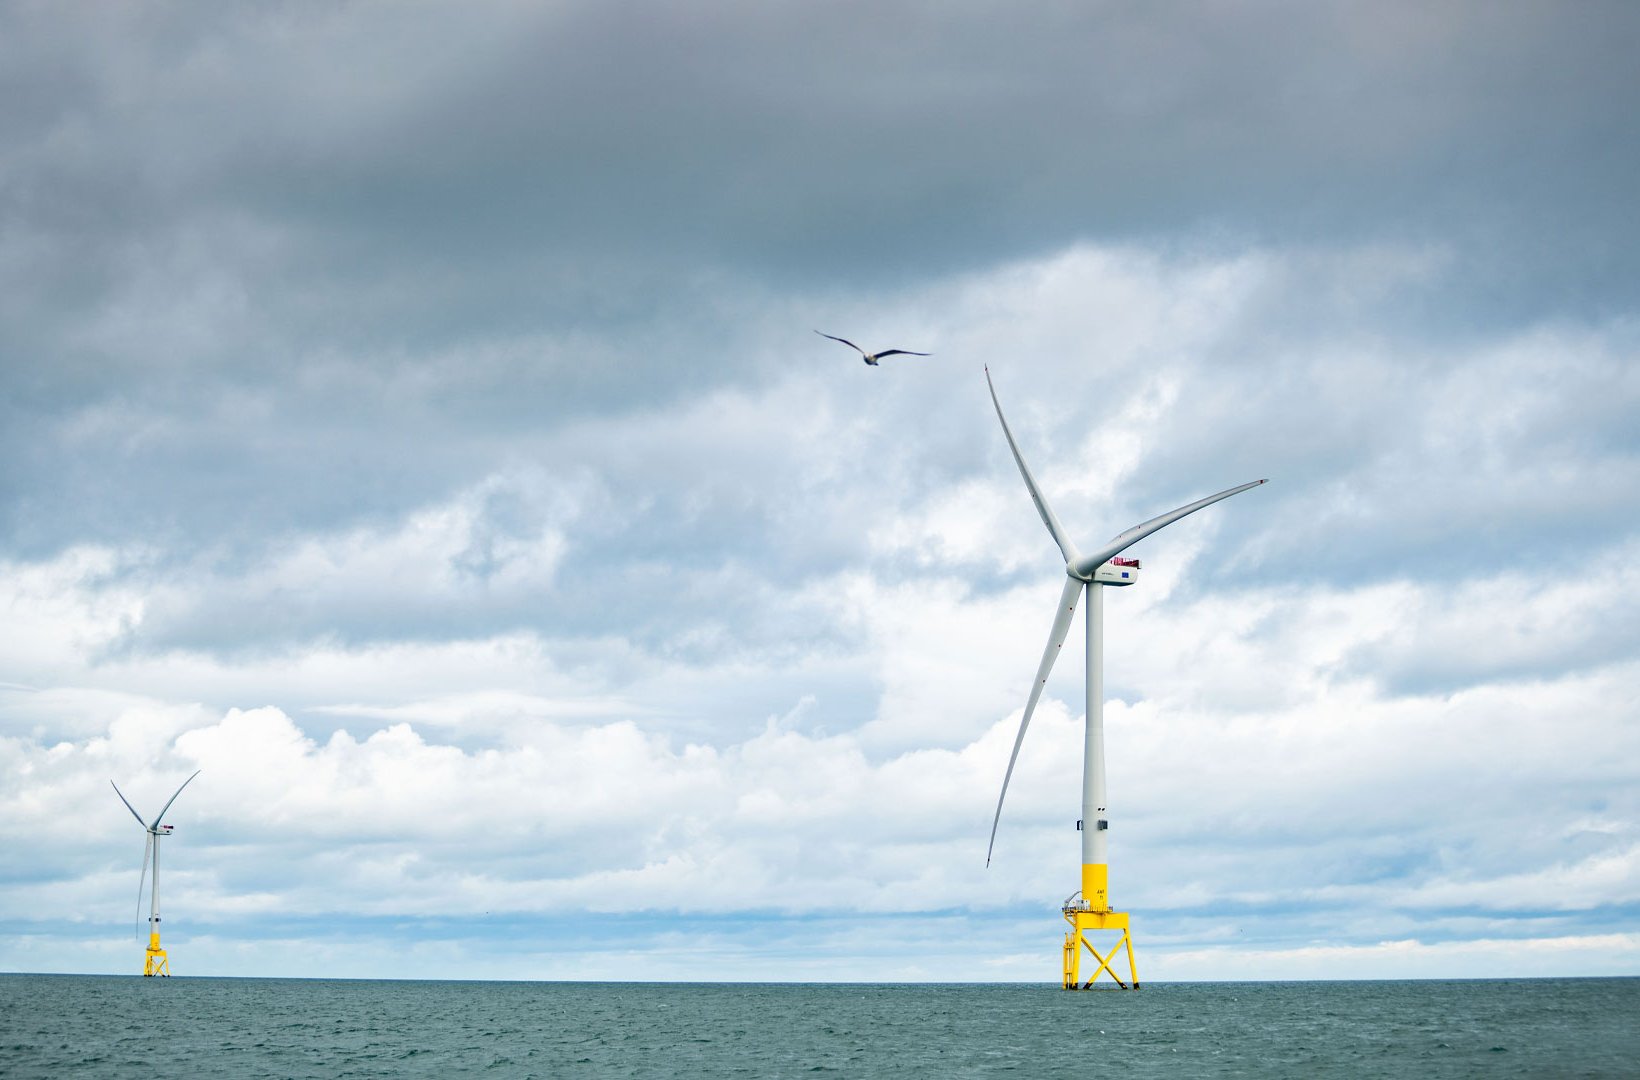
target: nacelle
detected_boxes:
[1093,559,1140,586]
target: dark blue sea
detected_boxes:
[2,975,1636,1077]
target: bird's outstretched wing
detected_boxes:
[815,331,862,353]
[874,349,930,358]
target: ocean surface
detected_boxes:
[2,975,1636,1078]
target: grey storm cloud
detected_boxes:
[5,2,1638,337]
[5,2,1636,558]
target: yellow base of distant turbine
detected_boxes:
[1060,863,1139,990]
[143,932,171,977]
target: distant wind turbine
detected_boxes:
[111,770,200,977]
[815,331,930,366]
[984,366,1264,990]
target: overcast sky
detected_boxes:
[3,0,1637,982]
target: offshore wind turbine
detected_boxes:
[111,770,200,976]
[983,366,1264,990]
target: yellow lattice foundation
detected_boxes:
[1060,864,1139,990]
[143,932,171,977]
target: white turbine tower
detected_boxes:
[983,367,1264,990]
[111,770,200,977]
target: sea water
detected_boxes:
[2,975,1635,1077]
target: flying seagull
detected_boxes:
[815,331,931,366]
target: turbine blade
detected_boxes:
[110,781,147,828]
[151,769,201,828]
[985,367,1079,564]
[136,832,152,942]
[1070,479,1267,579]
[987,574,1084,866]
